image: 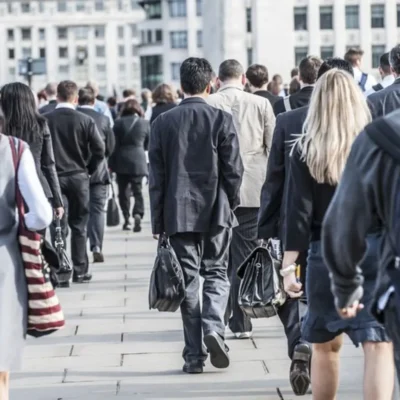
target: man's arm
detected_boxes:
[104,119,115,157]
[87,120,105,175]
[258,114,285,239]
[322,151,373,310]
[263,100,276,152]
[218,114,244,210]
[273,98,285,117]
[148,117,166,234]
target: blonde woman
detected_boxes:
[281,69,394,400]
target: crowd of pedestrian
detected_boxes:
[1,43,400,399]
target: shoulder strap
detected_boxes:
[359,73,368,91]
[283,96,292,112]
[8,136,25,218]
[372,83,384,92]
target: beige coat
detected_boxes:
[207,85,276,208]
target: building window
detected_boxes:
[169,0,187,17]
[372,45,386,68]
[345,5,359,29]
[321,46,334,60]
[196,0,202,16]
[59,47,68,58]
[7,29,14,41]
[118,0,123,10]
[294,7,307,31]
[39,28,46,41]
[295,47,308,66]
[132,44,138,56]
[371,4,385,28]
[320,6,333,30]
[8,67,16,78]
[141,55,163,89]
[94,25,105,38]
[398,4,400,27]
[247,48,253,66]
[21,2,30,13]
[38,1,45,12]
[145,1,162,19]
[95,0,105,11]
[119,45,125,57]
[21,28,31,40]
[22,47,32,58]
[75,26,89,39]
[58,27,68,39]
[40,48,46,58]
[96,45,106,57]
[76,0,85,11]
[170,31,188,49]
[155,29,163,43]
[118,26,124,39]
[57,0,67,12]
[96,64,107,79]
[171,62,181,80]
[131,0,139,9]
[197,30,203,48]
[8,49,15,59]
[119,63,126,73]
[131,24,138,37]
[58,65,69,79]
[246,7,252,33]
[147,30,152,43]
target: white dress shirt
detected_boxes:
[56,102,76,110]
[365,74,395,97]
[353,67,377,92]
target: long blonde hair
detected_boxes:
[292,68,371,185]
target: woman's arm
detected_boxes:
[19,148,53,231]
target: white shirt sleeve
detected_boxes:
[17,148,53,231]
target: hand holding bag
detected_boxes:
[107,182,120,227]
[9,136,65,337]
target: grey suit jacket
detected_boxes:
[368,78,400,119]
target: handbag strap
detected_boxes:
[8,136,25,221]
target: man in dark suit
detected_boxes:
[246,64,280,106]
[273,56,322,116]
[368,45,400,120]
[77,87,115,264]
[149,57,243,374]
[258,58,354,396]
[39,82,58,114]
[45,81,105,285]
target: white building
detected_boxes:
[0,0,145,96]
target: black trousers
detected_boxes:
[170,228,231,362]
[116,174,144,221]
[88,184,108,251]
[57,173,90,277]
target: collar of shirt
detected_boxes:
[79,105,95,110]
[56,102,76,110]
[382,74,395,88]
[218,83,243,93]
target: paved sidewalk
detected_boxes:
[11,209,366,400]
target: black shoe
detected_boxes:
[58,280,70,288]
[290,343,312,396]
[182,360,204,374]
[122,222,131,231]
[204,332,230,369]
[133,214,142,233]
[93,252,104,263]
[73,273,93,284]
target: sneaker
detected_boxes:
[182,360,204,374]
[122,221,131,231]
[93,252,104,263]
[234,331,253,339]
[73,273,93,284]
[133,214,142,233]
[204,331,230,369]
[290,343,312,396]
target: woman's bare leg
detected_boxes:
[0,372,9,400]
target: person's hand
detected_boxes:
[283,272,303,298]
[54,207,64,220]
[337,301,364,319]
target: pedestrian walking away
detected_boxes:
[149,57,243,374]
[38,82,58,115]
[45,81,105,285]
[345,47,377,93]
[110,99,149,233]
[149,83,177,124]
[77,87,115,263]
[365,52,395,97]
[207,59,275,341]
[283,69,394,400]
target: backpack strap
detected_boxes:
[359,73,368,92]
[283,96,292,112]
[372,83,384,92]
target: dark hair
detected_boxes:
[152,83,175,104]
[0,108,4,133]
[122,89,135,98]
[246,64,269,88]
[267,80,281,96]
[344,48,364,65]
[291,67,299,78]
[380,52,391,74]
[0,82,46,143]
[78,87,96,106]
[120,99,144,117]
[37,90,47,102]
[107,96,117,107]
[289,77,301,95]
[299,56,323,84]
[180,57,213,95]
[317,57,354,79]
[390,45,400,74]
[272,74,283,84]
[57,80,78,102]
[218,59,244,82]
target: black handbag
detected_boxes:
[237,241,286,319]
[53,217,73,284]
[149,235,185,312]
[107,184,120,227]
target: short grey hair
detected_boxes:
[218,59,244,82]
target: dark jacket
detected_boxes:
[149,97,244,236]
[150,103,177,124]
[258,106,308,242]
[368,78,400,119]
[254,90,280,107]
[45,107,105,177]
[109,115,149,177]
[273,86,314,116]
[77,107,115,185]
[322,112,400,310]
[39,100,57,115]
[28,124,63,208]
